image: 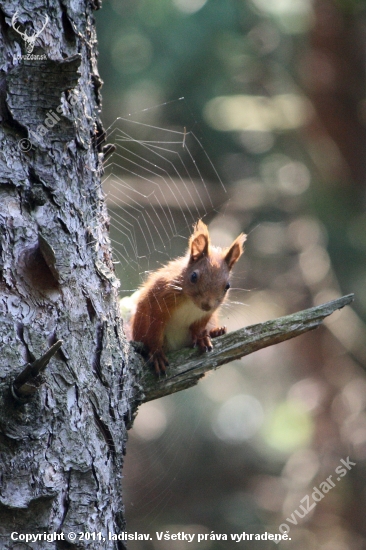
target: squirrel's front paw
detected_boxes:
[149,350,169,376]
[192,330,213,352]
[209,326,227,339]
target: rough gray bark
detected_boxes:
[0,1,142,548]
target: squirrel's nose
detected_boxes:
[201,301,213,312]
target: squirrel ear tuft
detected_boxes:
[189,220,210,261]
[224,233,246,270]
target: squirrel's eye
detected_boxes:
[190,272,198,283]
[225,282,230,291]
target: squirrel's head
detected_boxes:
[183,220,246,312]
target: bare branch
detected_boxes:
[139,294,354,403]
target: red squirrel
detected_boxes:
[131,220,246,374]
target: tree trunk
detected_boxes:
[0,1,141,547]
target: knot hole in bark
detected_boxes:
[19,243,59,296]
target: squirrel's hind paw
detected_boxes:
[149,350,169,376]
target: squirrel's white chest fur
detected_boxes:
[164,299,207,351]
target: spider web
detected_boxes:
[99,102,252,540]
[99,100,231,535]
[101,99,228,295]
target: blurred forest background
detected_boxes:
[96,0,366,548]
